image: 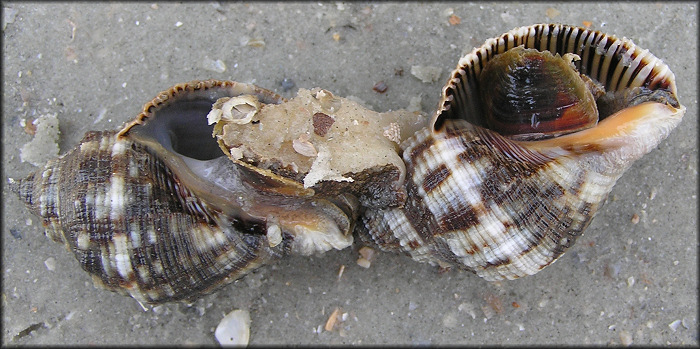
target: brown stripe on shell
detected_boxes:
[421,163,451,194]
[407,130,435,164]
[437,202,481,233]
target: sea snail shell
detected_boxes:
[360,23,685,281]
[15,81,359,304]
[13,24,685,304]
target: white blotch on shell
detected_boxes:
[112,233,133,279]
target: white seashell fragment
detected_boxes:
[324,307,341,331]
[289,220,354,255]
[215,309,251,346]
[303,144,354,188]
[244,37,265,48]
[228,147,244,160]
[207,109,223,125]
[292,134,317,157]
[20,113,60,167]
[202,57,227,73]
[668,319,682,332]
[266,223,282,247]
[356,258,371,269]
[208,95,261,125]
[410,65,442,83]
[407,95,422,113]
[382,123,401,144]
[44,257,56,271]
[358,246,376,262]
[3,7,18,30]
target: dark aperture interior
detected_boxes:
[137,98,224,160]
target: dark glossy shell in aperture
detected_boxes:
[478,46,600,140]
[432,24,681,133]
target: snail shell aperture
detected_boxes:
[13,24,685,303]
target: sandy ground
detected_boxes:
[2,2,697,346]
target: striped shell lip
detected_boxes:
[432,23,684,138]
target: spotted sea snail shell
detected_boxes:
[15,80,359,304]
[13,24,685,304]
[360,23,685,281]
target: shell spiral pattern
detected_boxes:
[14,24,685,303]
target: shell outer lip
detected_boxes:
[118,79,286,138]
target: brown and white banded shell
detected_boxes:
[360,23,685,281]
[13,24,685,305]
[15,80,359,304]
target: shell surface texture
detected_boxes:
[14,24,685,305]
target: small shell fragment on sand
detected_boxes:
[410,65,442,83]
[292,134,318,157]
[202,57,227,73]
[372,81,388,93]
[215,309,251,346]
[20,113,60,167]
[356,246,376,268]
[356,258,371,269]
[324,307,341,331]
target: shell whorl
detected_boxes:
[361,104,681,280]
